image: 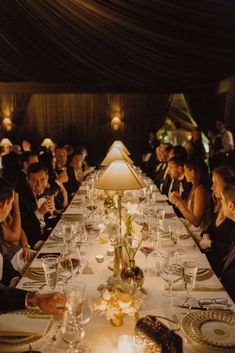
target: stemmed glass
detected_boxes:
[61,311,88,353]
[74,225,88,261]
[140,238,155,274]
[61,221,76,247]
[42,255,59,292]
[160,251,182,298]
[59,248,74,291]
[46,194,57,219]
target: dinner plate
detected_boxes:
[196,268,213,280]
[182,311,235,349]
[0,309,53,347]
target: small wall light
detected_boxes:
[111,116,121,130]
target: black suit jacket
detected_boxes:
[18,188,45,248]
[0,286,27,312]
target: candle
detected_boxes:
[118,335,135,353]
[95,254,104,263]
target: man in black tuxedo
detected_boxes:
[15,151,39,194]
[220,178,235,301]
[52,146,79,201]
[18,163,56,248]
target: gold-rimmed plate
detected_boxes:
[182,311,235,349]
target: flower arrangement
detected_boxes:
[91,277,145,326]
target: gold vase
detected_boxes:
[110,312,125,327]
[113,245,124,277]
[120,259,144,288]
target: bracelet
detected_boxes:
[25,291,39,308]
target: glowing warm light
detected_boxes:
[109,140,130,155]
[101,147,133,167]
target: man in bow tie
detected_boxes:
[19,163,56,248]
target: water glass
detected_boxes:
[182,259,198,306]
[42,255,59,291]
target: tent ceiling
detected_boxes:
[0,0,235,92]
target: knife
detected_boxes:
[177,305,234,314]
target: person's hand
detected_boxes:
[35,292,66,315]
[20,247,36,262]
[38,198,54,215]
[57,171,68,184]
[202,233,211,240]
[199,237,212,250]
[169,192,180,205]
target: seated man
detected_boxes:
[51,146,79,202]
[220,177,235,301]
[19,163,58,248]
[15,151,39,194]
[0,281,65,313]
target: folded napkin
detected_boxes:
[63,206,84,215]
[82,261,94,274]
[0,313,51,337]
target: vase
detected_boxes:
[113,245,124,277]
[110,312,125,327]
[120,259,144,288]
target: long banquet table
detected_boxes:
[12,181,235,353]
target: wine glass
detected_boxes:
[42,255,59,291]
[160,251,182,298]
[46,194,57,219]
[74,226,88,261]
[140,238,155,274]
[67,282,87,318]
[61,221,76,246]
[59,248,74,291]
[61,311,87,353]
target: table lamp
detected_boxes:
[101,147,133,167]
[95,160,146,232]
[109,140,130,155]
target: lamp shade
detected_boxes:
[0,138,13,147]
[109,141,130,155]
[101,147,133,167]
[95,161,146,190]
[41,138,54,148]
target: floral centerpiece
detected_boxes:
[91,277,145,327]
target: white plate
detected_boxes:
[182,311,235,349]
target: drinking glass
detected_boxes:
[61,311,87,353]
[59,249,74,291]
[182,259,198,307]
[140,238,155,274]
[42,255,59,291]
[46,194,57,219]
[74,226,88,261]
[67,282,87,319]
[61,221,76,246]
[160,251,182,298]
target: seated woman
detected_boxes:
[70,151,94,182]
[0,179,21,285]
[198,165,235,277]
[169,159,212,231]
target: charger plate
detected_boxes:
[182,311,235,349]
[0,309,53,347]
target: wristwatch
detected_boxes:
[25,291,39,308]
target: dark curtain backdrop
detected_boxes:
[22,93,169,164]
[0,0,235,92]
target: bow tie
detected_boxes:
[36,193,45,200]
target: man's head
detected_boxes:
[71,152,83,168]
[160,143,173,162]
[20,151,39,173]
[55,147,67,168]
[21,139,31,152]
[168,157,185,179]
[0,178,14,222]
[27,163,48,195]
[221,177,235,221]
[216,120,225,133]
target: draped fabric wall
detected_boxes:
[23,93,169,163]
[0,1,234,92]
